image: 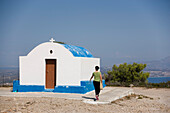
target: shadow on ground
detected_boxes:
[82,96,96,101]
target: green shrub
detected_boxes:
[105,63,150,86]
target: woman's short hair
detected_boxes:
[95,66,99,71]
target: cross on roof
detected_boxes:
[50,38,55,43]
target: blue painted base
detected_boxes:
[13,80,106,94]
[13,80,44,92]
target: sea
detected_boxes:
[147,77,170,83]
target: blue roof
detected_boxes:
[61,44,93,58]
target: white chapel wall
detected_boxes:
[80,57,100,81]
[20,42,81,86]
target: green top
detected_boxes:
[93,72,101,82]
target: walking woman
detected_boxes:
[90,66,102,100]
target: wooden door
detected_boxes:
[45,59,56,89]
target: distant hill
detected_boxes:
[100,66,112,74]
[101,56,170,75]
[144,56,170,71]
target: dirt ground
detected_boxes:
[0,87,170,113]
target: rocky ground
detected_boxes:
[0,87,170,113]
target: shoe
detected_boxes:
[96,95,99,100]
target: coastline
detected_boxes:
[148,77,170,83]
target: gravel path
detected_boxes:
[0,87,170,113]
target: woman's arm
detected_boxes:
[100,73,102,83]
[90,74,94,81]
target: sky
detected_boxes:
[0,0,170,67]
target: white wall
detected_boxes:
[80,57,100,81]
[20,42,100,87]
[20,56,45,85]
[20,42,81,86]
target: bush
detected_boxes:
[105,62,150,86]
